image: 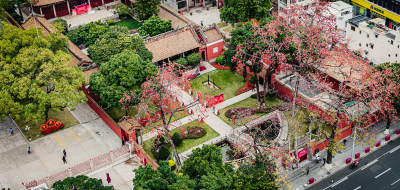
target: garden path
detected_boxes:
[214,89,257,110]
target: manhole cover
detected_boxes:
[196,10,202,13]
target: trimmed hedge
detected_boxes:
[155,145,170,160]
[172,132,183,146]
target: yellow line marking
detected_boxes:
[82,127,93,139]
[68,128,82,142]
[52,133,66,147]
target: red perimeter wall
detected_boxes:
[203,40,224,61]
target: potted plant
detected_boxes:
[365,147,370,153]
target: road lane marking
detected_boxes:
[391,179,400,186]
[67,128,82,142]
[360,159,378,170]
[375,168,391,178]
[354,186,361,190]
[331,176,348,187]
[389,145,400,153]
[52,133,66,147]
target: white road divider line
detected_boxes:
[375,168,391,179]
[360,159,378,170]
[354,186,361,190]
[331,176,348,187]
[389,145,400,153]
[391,178,400,186]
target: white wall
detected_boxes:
[345,23,400,64]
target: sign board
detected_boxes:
[75,4,88,15]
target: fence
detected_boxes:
[25,144,131,189]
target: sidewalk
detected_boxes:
[289,119,400,189]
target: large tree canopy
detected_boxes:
[138,16,172,37]
[52,175,113,190]
[0,23,86,122]
[134,0,160,21]
[220,0,272,25]
[89,50,157,108]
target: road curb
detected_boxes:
[305,130,400,189]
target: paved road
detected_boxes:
[309,137,400,190]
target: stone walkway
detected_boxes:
[183,6,221,27]
[289,119,400,189]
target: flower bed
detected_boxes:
[200,66,207,71]
[182,126,206,139]
[211,62,230,70]
[225,103,291,119]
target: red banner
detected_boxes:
[298,148,308,162]
[75,4,88,15]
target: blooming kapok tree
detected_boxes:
[132,62,208,170]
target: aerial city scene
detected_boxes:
[0,0,399,189]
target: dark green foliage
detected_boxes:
[131,34,153,61]
[52,175,114,190]
[116,3,130,17]
[176,58,188,66]
[89,50,157,108]
[230,22,255,49]
[171,132,182,146]
[67,21,109,47]
[114,18,142,30]
[133,162,195,190]
[216,55,224,65]
[138,16,172,36]
[223,49,236,73]
[53,18,67,33]
[157,145,171,160]
[134,0,160,21]
[154,136,167,145]
[220,0,272,25]
[233,155,278,190]
[187,53,201,66]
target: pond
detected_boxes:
[219,143,232,162]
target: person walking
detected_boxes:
[9,128,13,136]
[201,20,204,27]
[323,157,326,166]
[306,166,310,175]
[106,173,111,185]
[62,155,67,164]
[27,147,31,154]
[63,149,66,157]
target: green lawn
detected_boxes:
[16,108,79,141]
[217,22,228,28]
[218,96,286,128]
[143,121,219,160]
[105,107,139,123]
[190,70,246,100]
[114,17,141,30]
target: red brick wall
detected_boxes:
[205,41,224,61]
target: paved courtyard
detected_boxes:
[0,103,121,189]
[63,8,116,29]
[184,6,221,27]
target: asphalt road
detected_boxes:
[308,137,400,190]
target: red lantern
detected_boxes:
[40,124,48,134]
[47,119,55,127]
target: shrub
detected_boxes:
[116,3,130,17]
[187,53,201,66]
[157,145,170,160]
[168,160,176,170]
[107,19,115,25]
[216,55,224,65]
[138,16,172,37]
[154,136,167,145]
[176,58,188,66]
[172,132,183,146]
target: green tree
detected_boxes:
[67,21,109,47]
[134,0,160,21]
[138,16,172,37]
[233,155,278,190]
[133,161,195,190]
[0,23,86,123]
[52,175,113,190]
[53,18,67,33]
[176,58,188,66]
[116,3,130,17]
[187,53,201,66]
[131,34,153,61]
[89,50,157,108]
[182,145,234,189]
[220,0,272,25]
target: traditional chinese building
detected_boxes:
[27,0,118,20]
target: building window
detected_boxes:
[351,26,355,31]
[371,44,374,49]
[213,47,218,53]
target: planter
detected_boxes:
[385,135,390,141]
[346,157,352,164]
[355,153,360,159]
[397,129,400,135]
[309,178,315,184]
[376,141,381,147]
[365,147,370,153]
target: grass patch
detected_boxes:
[217,22,228,28]
[16,108,79,141]
[222,26,233,33]
[105,107,138,123]
[114,17,141,30]
[190,70,246,100]
[142,121,219,160]
[218,96,285,128]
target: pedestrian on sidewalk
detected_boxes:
[9,128,13,136]
[106,173,111,185]
[62,155,67,164]
[306,166,310,175]
[201,20,204,27]
[121,136,125,146]
[63,149,66,157]
[27,147,31,154]
[323,157,326,165]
